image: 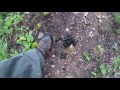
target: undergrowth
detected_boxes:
[0,12,39,61]
[91,12,120,78]
[0,12,23,61]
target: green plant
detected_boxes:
[83,51,91,61]
[97,45,105,54]
[95,55,100,61]
[114,12,120,24]
[101,21,111,32]
[91,54,120,78]
[0,12,23,61]
[112,55,120,71]
[43,12,49,16]
[115,29,120,34]
[104,55,120,77]
[27,31,34,42]
[100,64,106,75]
[0,12,23,35]
[0,41,8,61]
[35,23,42,30]
[105,65,112,74]
[0,13,3,24]
[91,72,97,78]
[31,42,39,48]
[114,12,120,35]
[9,49,19,57]
[17,31,38,51]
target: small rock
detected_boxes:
[83,12,88,17]
[70,44,74,48]
[56,70,60,74]
[92,27,95,31]
[51,65,55,68]
[52,54,55,57]
[74,52,77,54]
[24,12,30,14]
[97,15,101,19]
[102,15,108,19]
[74,12,79,14]
[65,28,69,32]
[89,31,94,38]
[48,73,51,76]
[99,19,102,23]
[65,76,73,78]
[38,32,44,39]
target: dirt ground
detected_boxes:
[23,12,117,78]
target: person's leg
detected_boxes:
[0,34,53,78]
[0,49,44,78]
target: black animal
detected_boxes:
[63,34,76,48]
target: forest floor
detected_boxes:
[1,12,120,78]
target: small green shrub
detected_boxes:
[0,42,8,61]
[35,23,42,30]
[0,12,23,61]
[113,55,120,71]
[115,29,120,34]
[17,31,38,51]
[91,72,97,78]
[95,55,100,61]
[97,45,105,54]
[43,12,49,16]
[83,51,91,61]
[100,64,106,75]
[114,12,120,24]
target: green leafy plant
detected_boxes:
[95,55,100,61]
[0,41,8,61]
[100,64,106,75]
[27,31,34,42]
[43,12,49,16]
[1,12,23,35]
[9,49,19,57]
[17,31,38,51]
[102,55,120,78]
[114,12,120,24]
[97,45,105,54]
[115,29,120,34]
[113,55,120,71]
[31,42,39,48]
[106,65,112,75]
[83,51,91,61]
[91,72,97,78]
[23,41,31,49]
[35,23,42,30]
[0,12,23,61]
[0,13,3,24]
[114,12,120,35]
[95,55,120,78]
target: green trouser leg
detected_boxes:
[0,49,45,78]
